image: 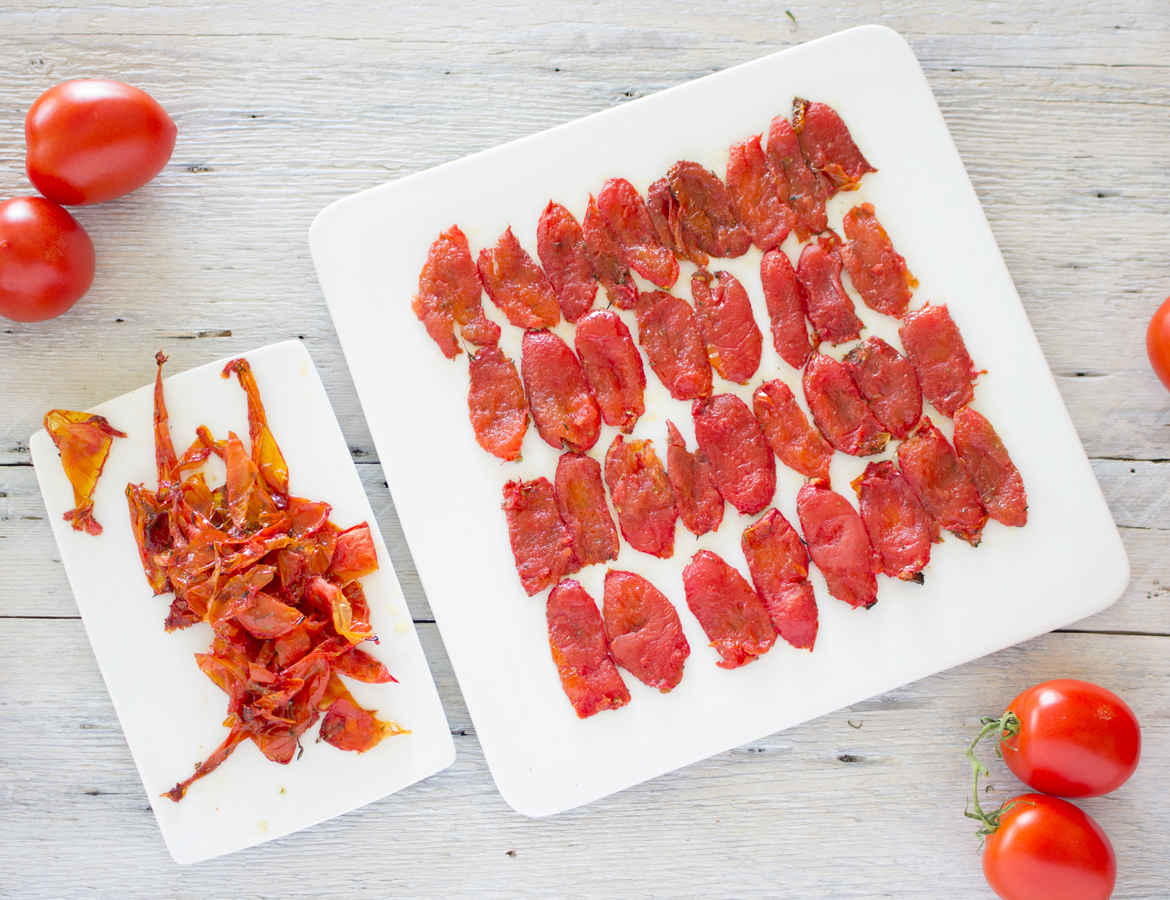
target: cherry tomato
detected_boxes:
[1147,296,1170,391]
[25,80,177,206]
[0,197,95,323]
[982,793,1116,900]
[1001,679,1140,798]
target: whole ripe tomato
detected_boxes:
[982,793,1116,900]
[1147,296,1170,391]
[0,197,95,323]
[25,80,177,206]
[1000,679,1140,798]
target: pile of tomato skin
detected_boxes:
[974,678,1141,900]
[0,79,176,323]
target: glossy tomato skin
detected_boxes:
[1148,296,1170,391]
[0,197,95,322]
[26,80,176,206]
[983,793,1115,900]
[1002,679,1140,798]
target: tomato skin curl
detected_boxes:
[319,697,409,753]
[982,794,1116,900]
[43,409,126,535]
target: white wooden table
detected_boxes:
[1,2,1168,896]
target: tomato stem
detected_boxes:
[963,711,1023,839]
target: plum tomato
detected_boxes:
[982,794,1116,900]
[997,679,1141,798]
[1147,295,1170,391]
[25,80,177,206]
[0,197,95,322]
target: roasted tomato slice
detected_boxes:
[665,419,724,537]
[760,248,813,369]
[839,203,916,318]
[897,416,987,546]
[953,407,1028,527]
[546,580,631,718]
[792,98,875,192]
[502,477,578,596]
[521,330,601,452]
[797,479,878,610]
[803,353,890,457]
[682,549,776,669]
[666,160,752,260]
[841,336,922,440]
[477,225,560,329]
[603,569,690,692]
[597,177,679,289]
[899,304,979,418]
[467,346,528,461]
[574,309,646,434]
[692,269,763,385]
[726,133,794,251]
[634,289,713,401]
[583,194,638,309]
[536,201,597,323]
[693,393,777,516]
[797,236,862,345]
[555,452,620,567]
[741,508,819,650]
[411,224,500,359]
[604,435,677,559]
[646,175,705,266]
[766,114,829,241]
[852,461,932,583]
[752,379,833,483]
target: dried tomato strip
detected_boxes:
[597,177,679,289]
[726,134,794,251]
[555,452,620,567]
[852,461,932,583]
[741,508,818,650]
[537,201,598,323]
[665,420,724,537]
[953,407,1028,527]
[682,549,776,669]
[411,224,501,358]
[797,480,879,610]
[792,98,875,193]
[797,237,862,346]
[583,194,638,309]
[468,346,528,461]
[897,417,987,546]
[693,393,776,516]
[603,569,690,692]
[478,226,560,329]
[634,289,712,401]
[752,379,833,483]
[666,160,752,260]
[692,269,763,385]
[803,353,890,457]
[604,435,677,559]
[760,248,812,369]
[766,114,829,241]
[840,204,916,318]
[899,304,979,418]
[503,477,579,595]
[521,330,601,453]
[574,309,646,434]
[547,580,631,718]
[841,336,922,440]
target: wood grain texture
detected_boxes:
[1,0,1169,895]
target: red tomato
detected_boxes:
[982,793,1116,900]
[1001,679,1140,798]
[25,80,177,206]
[1147,296,1170,391]
[0,197,95,323]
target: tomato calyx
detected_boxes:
[965,712,1032,840]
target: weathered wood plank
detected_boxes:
[0,620,1165,897]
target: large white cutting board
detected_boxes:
[309,25,1127,817]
